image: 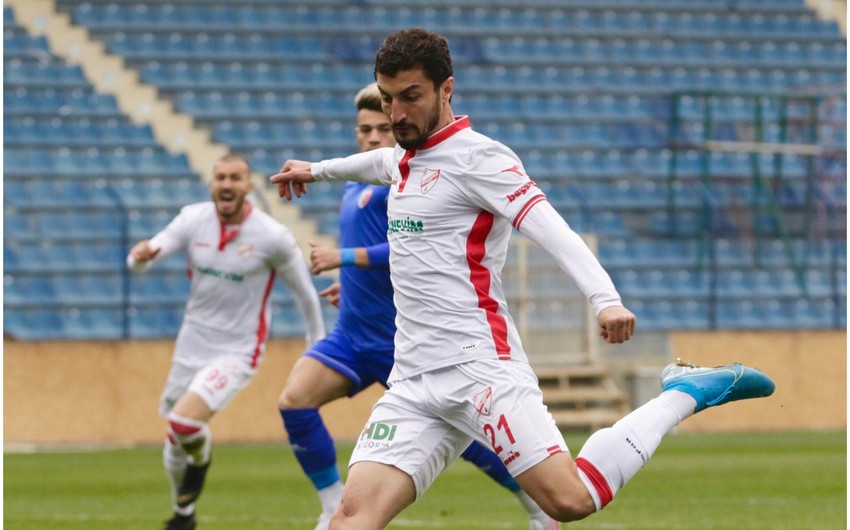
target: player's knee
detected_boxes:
[167,412,208,447]
[547,491,596,522]
[277,385,306,409]
[328,497,363,530]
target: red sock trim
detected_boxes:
[576,457,613,509]
[169,420,202,436]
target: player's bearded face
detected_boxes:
[391,95,441,150]
[378,69,451,151]
[210,159,253,223]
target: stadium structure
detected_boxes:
[4,0,846,444]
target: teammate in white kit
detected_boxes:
[128,154,326,530]
[270,29,775,530]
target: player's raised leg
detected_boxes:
[519,359,774,521]
[279,356,354,530]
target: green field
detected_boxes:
[4,431,845,530]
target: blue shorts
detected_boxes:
[304,326,395,396]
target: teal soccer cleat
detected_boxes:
[661,358,775,413]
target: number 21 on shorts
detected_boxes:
[483,413,516,456]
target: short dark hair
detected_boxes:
[374,28,453,90]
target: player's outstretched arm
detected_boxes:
[129,240,161,262]
[269,159,315,201]
[126,239,161,273]
[516,200,636,344]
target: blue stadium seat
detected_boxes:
[19,0,849,335]
[61,306,124,340]
[4,308,65,340]
[129,305,184,338]
[54,273,122,304]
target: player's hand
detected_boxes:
[130,240,161,263]
[309,241,342,274]
[319,282,341,307]
[597,305,636,344]
[269,159,315,201]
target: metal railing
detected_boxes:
[664,90,846,328]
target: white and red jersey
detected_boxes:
[127,202,325,367]
[313,116,621,383]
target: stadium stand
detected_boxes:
[3,4,334,339]
[4,0,846,341]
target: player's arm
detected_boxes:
[465,145,635,344]
[127,240,161,272]
[309,240,390,274]
[125,210,189,273]
[275,232,327,345]
[517,201,636,344]
[270,148,393,200]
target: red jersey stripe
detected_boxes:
[466,211,511,356]
[217,202,254,250]
[397,150,414,193]
[251,270,276,368]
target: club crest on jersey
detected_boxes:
[357,187,374,208]
[473,386,494,415]
[420,168,441,195]
[238,244,255,257]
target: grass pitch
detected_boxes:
[4,431,845,529]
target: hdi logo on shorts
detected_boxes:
[360,422,397,441]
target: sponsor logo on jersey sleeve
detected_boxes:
[502,164,525,177]
[505,180,539,203]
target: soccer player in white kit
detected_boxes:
[270,29,775,530]
[128,154,326,530]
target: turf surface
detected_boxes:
[4,431,845,529]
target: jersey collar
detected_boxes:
[418,115,470,150]
[217,201,253,251]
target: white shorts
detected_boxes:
[158,355,258,417]
[350,359,568,497]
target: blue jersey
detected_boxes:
[335,182,396,352]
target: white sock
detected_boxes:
[317,480,344,515]
[575,390,696,511]
[163,436,191,513]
